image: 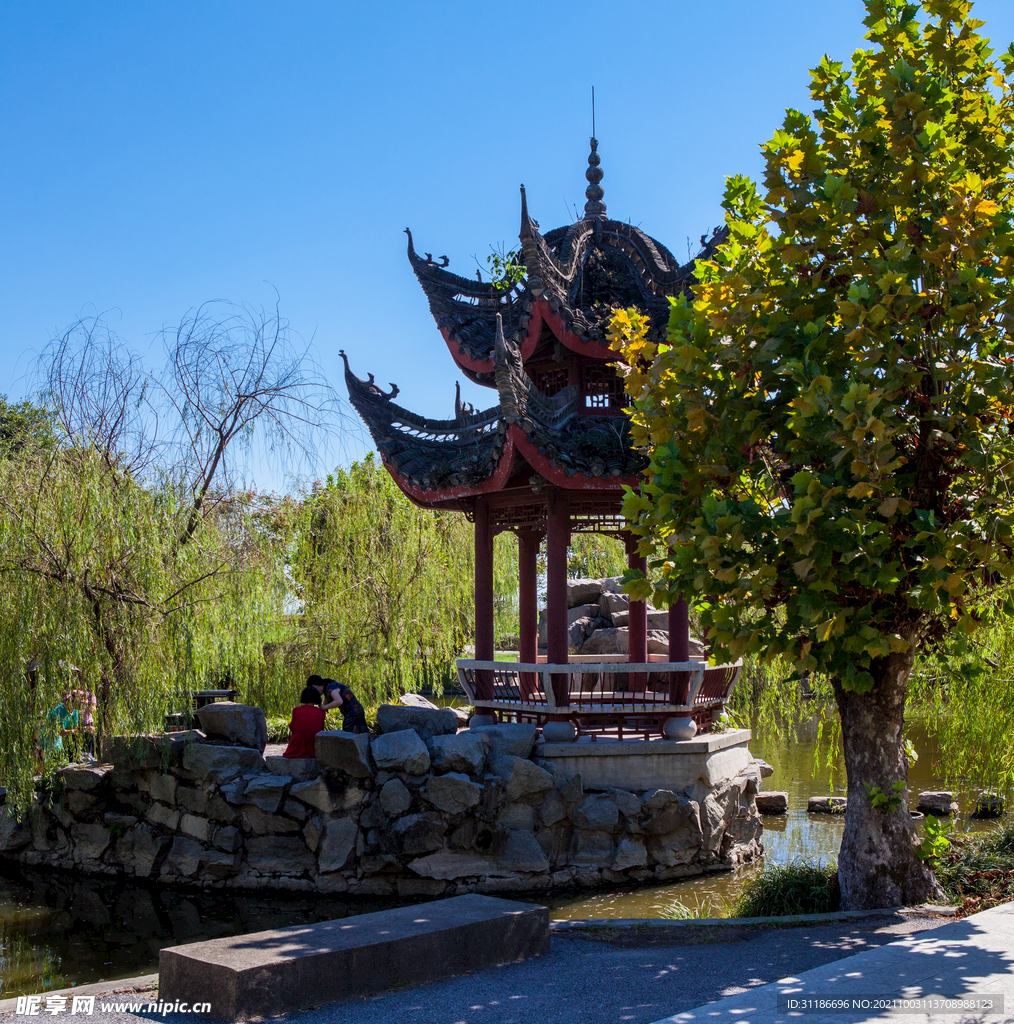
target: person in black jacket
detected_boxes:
[308,674,368,734]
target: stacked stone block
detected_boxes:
[0,705,763,895]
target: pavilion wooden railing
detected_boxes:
[455,659,742,739]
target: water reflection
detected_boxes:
[546,713,1010,919]
[0,711,1008,995]
[0,868,403,999]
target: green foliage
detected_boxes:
[917,813,954,864]
[731,861,840,917]
[936,821,1014,913]
[865,779,907,811]
[908,608,1014,785]
[0,449,287,810]
[274,454,515,712]
[486,247,526,293]
[567,533,626,581]
[656,893,726,919]
[265,716,291,744]
[610,1,1014,696]
[0,397,55,458]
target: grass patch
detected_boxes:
[265,716,290,744]
[656,893,728,920]
[730,861,840,917]
[937,822,1014,917]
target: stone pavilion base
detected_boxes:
[536,730,752,792]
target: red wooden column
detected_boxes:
[517,528,540,699]
[473,497,495,701]
[625,534,648,692]
[546,490,570,707]
[669,595,691,705]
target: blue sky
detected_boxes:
[3,1,1014,489]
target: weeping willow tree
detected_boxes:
[567,533,627,581]
[0,303,334,811]
[280,454,517,711]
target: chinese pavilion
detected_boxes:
[343,140,737,740]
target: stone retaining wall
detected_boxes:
[0,710,763,897]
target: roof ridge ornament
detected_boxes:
[584,138,606,220]
[339,350,400,402]
[518,185,545,298]
[405,228,449,268]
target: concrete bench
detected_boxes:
[158,894,549,1022]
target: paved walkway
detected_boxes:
[2,906,1010,1023]
[4,913,945,1024]
[652,902,1014,1024]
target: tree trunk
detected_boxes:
[832,651,941,910]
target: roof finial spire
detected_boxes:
[584,115,606,221]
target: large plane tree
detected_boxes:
[610,0,1014,908]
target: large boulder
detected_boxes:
[808,796,847,814]
[371,730,431,775]
[102,733,196,770]
[314,731,372,778]
[376,704,457,741]
[972,792,1004,819]
[756,792,788,815]
[392,812,445,855]
[423,773,482,814]
[400,693,470,727]
[917,791,957,816]
[407,850,491,880]
[492,756,554,801]
[59,764,113,793]
[427,732,485,776]
[642,790,702,838]
[470,723,537,761]
[539,604,601,645]
[182,743,266,783]
[398,693,439,710]
[612,838,648,871]
[567,578,603,607]
[568,617,595,651]
[582,626,706,658]
[581,628,620,655]
[241,775,292,814]
[288,777,339,814]
[245,835,315,875]
[599,592,629,619]
[571,794,620,832]
[263,756,320,780]
[165,836,203,878]
[113,824,169,877]
[494,829,549,874]
[317,817,358,872]
[379,778,412,816]
[70,822,111,861]
[195,702,267,753]
[0,811,30,852]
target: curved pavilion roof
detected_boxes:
[344,139,722,510]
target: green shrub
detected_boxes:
[937,823,1014,916]
[265,716,290,744]
[730,861,840,917]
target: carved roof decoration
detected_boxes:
[407,139,726,374]
[341,350,508,492]
[344,140,717,506]
[341,313,646,498]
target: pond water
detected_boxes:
[546,713,1008,919]
[0,711,1006,998]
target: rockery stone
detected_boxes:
[195,702,268,753]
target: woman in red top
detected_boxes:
[282,686,327,758]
